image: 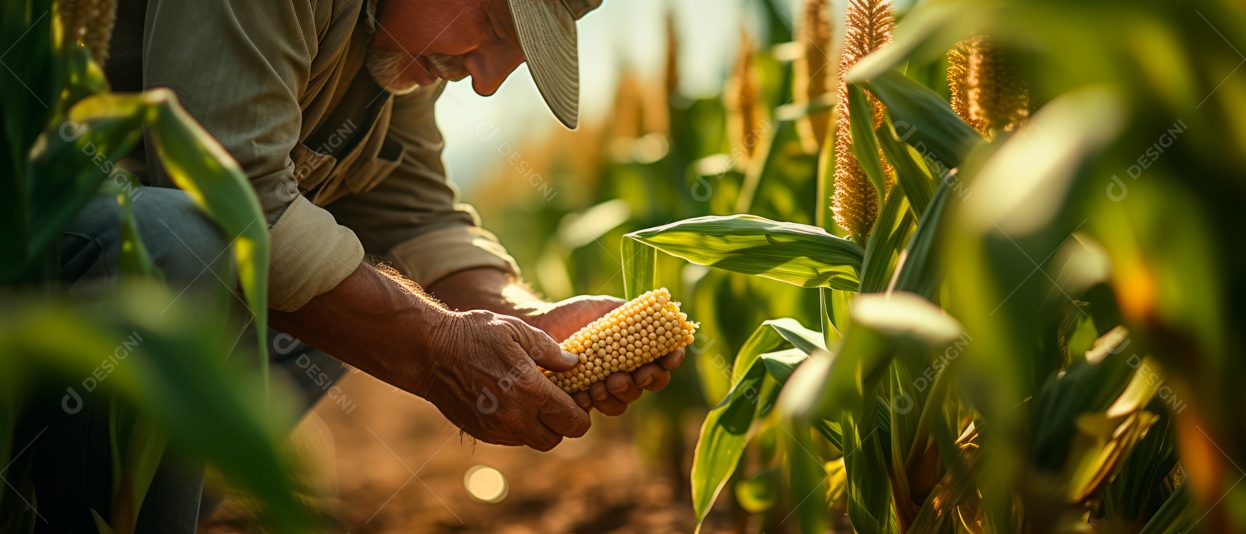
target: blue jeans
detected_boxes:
[32,188,346,533]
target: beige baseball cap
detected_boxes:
[506,0,603,129]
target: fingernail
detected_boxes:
[638,376,654,388]
[593,389,608,401]
[562,350,579,366]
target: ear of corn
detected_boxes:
[544,288,697,394]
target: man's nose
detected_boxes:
[467,52,524,97]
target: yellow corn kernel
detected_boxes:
[543,288,697,395]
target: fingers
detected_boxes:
[581,348,681,415]
[588,381,628,416]
[658,346,685,370]
[523,422,564,451]
[631,363,671,391]
[537,385,591,439]
[572,391,593,411]
[503,316,578,371]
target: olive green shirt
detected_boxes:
[107,0,519,311]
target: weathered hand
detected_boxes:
[404,309,591,450]
[525,295,686,416]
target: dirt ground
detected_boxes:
[199,370,731,533]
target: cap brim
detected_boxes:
[507,0,580,129]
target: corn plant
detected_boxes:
[609,0,1246,531]
[1,0,312,531]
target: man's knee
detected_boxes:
[130,188,234,291]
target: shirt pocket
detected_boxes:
[345,133,404,194]
[290,143,337,193]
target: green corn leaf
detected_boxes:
[860,70,982,169]
[108,402,167,534]
[1,287,312,531]
[876,119,936,218]
[16,95,146,283]
[621,235,656,299]
[142,89,270,380]
[819,288,844,348]
[691,318,824,530]
[786,412,832,534]
[822,293,965,420]
[775,350,839,534]
[841,411,894,533]
[847,84,888,206]
[860,192,915,294]
[628,214,864,291]
[734,466,781,513]
[1031,327,1139,472]
[115,192,164,282]
[892,177,954,299]
[761,348,812,385]
[1137,483,1195,534]
[691,359,773,531]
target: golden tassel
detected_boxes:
[831,0,894,242]
[795,0,834,152]
[725,30,764,165]
[948,36,1030,136]
[59,0,117,65]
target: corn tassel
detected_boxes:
[795,0,834,152]
[59,0,117,65]
[725,30,764,165]
[544,288,697,394]
[947,35,1030,136]
[831,0,894,242]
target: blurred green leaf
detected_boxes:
[143,89,271,381]
[0,287,312,530]
[1137,483,1195,534]
[734,467,780,513]
[16,95,146,283]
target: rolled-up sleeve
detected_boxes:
[326,83,519,288]
[142,0,363,311]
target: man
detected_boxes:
[45,0,685,530]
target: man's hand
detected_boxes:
[525,295,686,416]
[408,310,591,450]
[428,268,688,417]
[271,264,590,451]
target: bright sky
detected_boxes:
[434,0,933,188]
[435,0,744,188]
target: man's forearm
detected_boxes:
[269,262,452,384]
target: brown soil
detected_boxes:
[199,371,728,534]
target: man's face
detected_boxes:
[368,0,526,96]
